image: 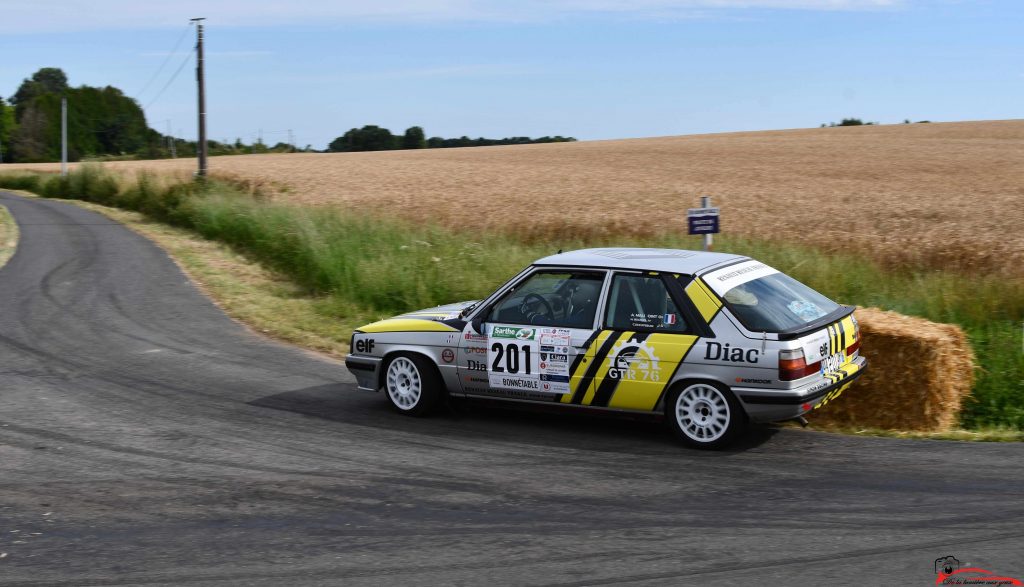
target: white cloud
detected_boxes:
[2,0,904,33]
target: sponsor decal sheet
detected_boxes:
[487,326,575,393]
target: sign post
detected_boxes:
[687,196,720,251]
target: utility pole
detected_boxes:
[288,129,294,152]
[192,17,207,178]
[61,96,68,176]
[165,119,177,158]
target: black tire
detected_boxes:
[665,381,746,449]
[382,353,443,416]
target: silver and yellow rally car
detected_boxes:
[345,248,866,448]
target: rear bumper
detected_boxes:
[344,354,381,391]
[736,356,867,423]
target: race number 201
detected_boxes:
[490,342,532,375]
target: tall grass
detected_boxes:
[1,166,1021,429]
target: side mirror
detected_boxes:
[471,315,485,335]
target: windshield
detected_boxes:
[714,272,841,332]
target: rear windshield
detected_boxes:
[716,273,840,332]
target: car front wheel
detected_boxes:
[383,354,442,416]
[666,382,745,449]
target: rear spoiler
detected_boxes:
[775,305,856,341]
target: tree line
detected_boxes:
[0,67,573,163]
[0,68,310,163]
[327,125,576,153]
[820,117,931,127]
[1,68,162,163]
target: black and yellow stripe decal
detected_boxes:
[685,278,723,324]
[820,317,862,386]
[563,330,619,405]
[602,333,698,411]
[590,332,650,407]
[578,331,637,406]
[814,379,856,410]
[561,330,699,411]
[840,315,857,348]
[814,315,862,409]
[552,331,601,403]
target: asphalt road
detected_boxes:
[1,191,1022,587]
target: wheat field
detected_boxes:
[11,119,1024,275]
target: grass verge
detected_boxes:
[0,203,18,268]
[1,166,1021,431]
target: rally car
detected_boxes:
[345,248,866,448]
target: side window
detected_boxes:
[486,271,605,328]
[605,274,687,332]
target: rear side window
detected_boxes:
[717,272,840,332]
[605,274,687,332]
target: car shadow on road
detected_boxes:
[249,383,779,454]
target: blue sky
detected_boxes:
[1,1,1020,149]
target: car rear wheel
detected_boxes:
[384,354,442,416]
[666,382,745,449]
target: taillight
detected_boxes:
[779,348,817,381]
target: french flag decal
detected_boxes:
[663,314,677,325]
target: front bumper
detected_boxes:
[735,356,868,423]
[345,354,382,391]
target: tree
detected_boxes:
[11,67,69,118]
[5,73,152,162]
[269,141,293,153]
[357,125,395,151]
[401,126,426,150]
[329,125,577,152]
[822,118,880,127]
[9,103,50,162]
[327,125,396,152]
[327,130,357,152]
[0,98,14,162]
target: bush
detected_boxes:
[0,173,42,192]
[71,164,119,205]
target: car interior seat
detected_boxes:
[566,279,602,327]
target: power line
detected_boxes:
[135,22,192,101]
[145,46,196,111]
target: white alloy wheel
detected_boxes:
[674,383,731,443]
[386,357,422,411]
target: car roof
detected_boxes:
[532,247,748,275]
